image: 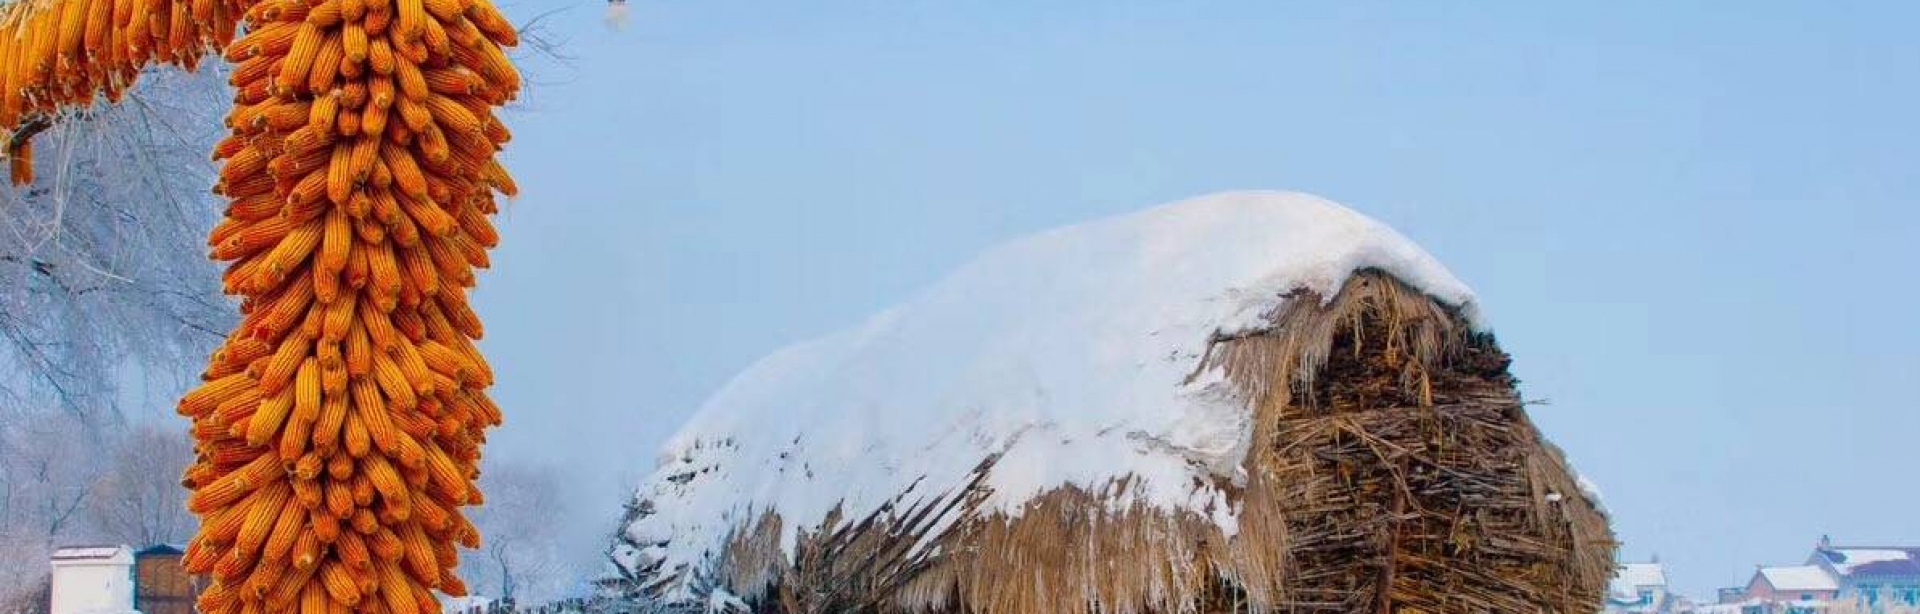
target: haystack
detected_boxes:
[604,192,1614,614]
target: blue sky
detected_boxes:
[478,1,1920,596]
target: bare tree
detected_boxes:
[0,15,566,428]
[84,421,194,547]
[0,65,227,598]
[463,460,570,604]
[1,415,105,545]
[0,66,233,426]
[0,417,193,605]
[0,409,109,605]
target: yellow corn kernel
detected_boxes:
[246,385,296,447]
[342,408,373,458]
[307,31,344,93]
[261,492,308,560]
[323,478,353,518]
[276,21,324,94]
[399,522,439,586]
[370,351,417,410]
[312,393,348,455]
[310,506,342,543]
[335,529,372,570]
[292,531,323,572]
[233,480,292,559]
[424,94,480,133]
[360,453,411,510]
[342,20,368,63]
[280,403,316,462]
[375,558,417,614]
[350,507,379,534]
[349,381,400,454]
[187,453,281,514]
[327,452,354,480]
[394,246,438,301]
[292,357,322,426]
[320,295,355,345]
[178,372,255,417]
[298,582,328,614]
[422,442,468,504]
[317,560,361,606]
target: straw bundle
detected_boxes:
[610,270,1615,614]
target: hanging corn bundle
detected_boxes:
[0,0,524,612]
[0,0,245,183]
[175,1,522,613]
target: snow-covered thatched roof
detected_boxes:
[617,191,1479,587]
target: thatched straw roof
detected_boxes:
[606,192,1613,614]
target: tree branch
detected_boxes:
[7,116,51,153]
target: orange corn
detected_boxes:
[0,1,522,611]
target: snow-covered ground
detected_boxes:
[616,191,1478,592]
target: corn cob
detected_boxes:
[0,0,245,183]
[1,0,521,609]
[165,0,522,612]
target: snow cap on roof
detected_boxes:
[1611,562,1668,596]
[1609,562,1670,604]
[51,545,127,559]
[1816,547,1920,577]
[1758,566,1838,592]
[50,545,133,565]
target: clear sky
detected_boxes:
[477,1,1920,597]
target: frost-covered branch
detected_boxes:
[0,66,234,424]
[463,460,573,603]
[0,414,193,604]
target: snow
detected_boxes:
[1825,548,1915,574]
[704,589,748,613]
[1611,562,1668,597]
[1607,562,1667,607]
[1577,473,1606,503]
[1758,566,1839,591]
[439,597,494,613]
[50,546,131,562]
[622,191,1479,589]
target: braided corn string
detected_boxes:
[0,1,523,612]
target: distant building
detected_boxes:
[1696,603,1756,614]
[47,544,201,614]
[49,546,135,614]
[1743,565,1839,606]
[1610,561,1679,613]
[1806,540,1920,608]
[1719,587,1752,604]
[1728,537,1920,613]
[132,545,199,614]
